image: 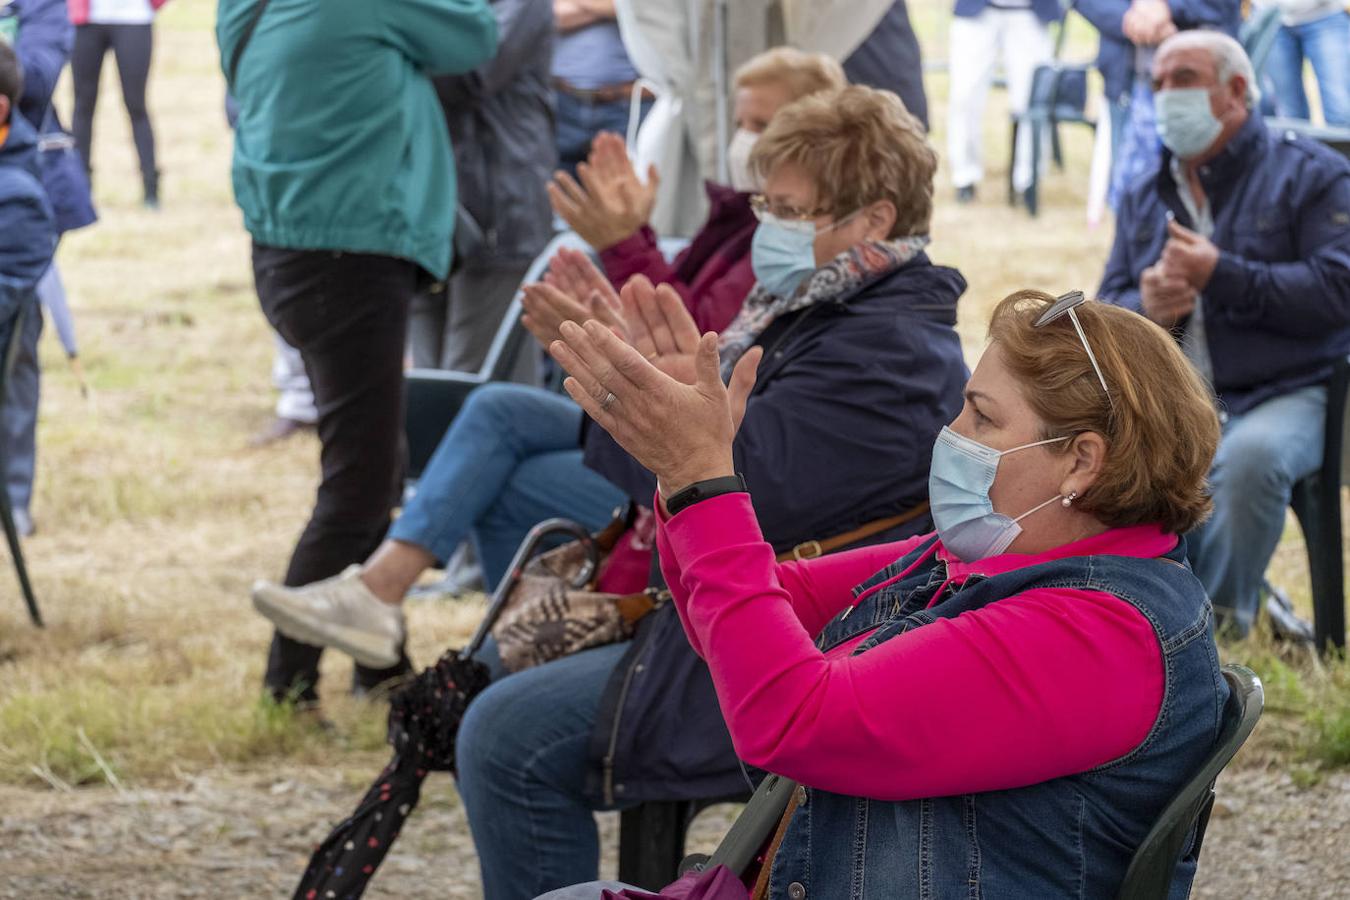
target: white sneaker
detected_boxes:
[251,566,405,669]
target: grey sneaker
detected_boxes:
[252,566,405,669]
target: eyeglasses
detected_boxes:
[1033,291,1113,407]
[749,194,832,229]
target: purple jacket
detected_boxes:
[599,182,757,334]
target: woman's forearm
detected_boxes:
[656,492,923,655]
[661,494,1165,800]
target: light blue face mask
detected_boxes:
[750,211,856,298]
[928,426,1070,562]
[1154,88,1223,160]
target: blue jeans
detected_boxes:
[1267,12,1350,126]
[387,382,627,589]
[1187,386,1326,635]
[1108,76,1160,211]
[555,91,653,176]
[457,640,632,900]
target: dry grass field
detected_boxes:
[0,1,1347,897]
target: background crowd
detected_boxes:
[2,0,1350,897]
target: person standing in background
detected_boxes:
[218,0,498,706]
[843,0,930,130]
[68,0,165,207]
[1265,0,1350,126]
[1076,0,1239,206]
[409,0,555,375]
[551,0,649,176]
[2,0,96,536]
[946,0,1061,205]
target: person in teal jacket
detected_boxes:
[217,0,498,704]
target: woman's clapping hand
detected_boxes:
[548,132,659,250]
[548,277,762,499]
[521,248,626,349]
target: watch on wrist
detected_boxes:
[664,474,749,516]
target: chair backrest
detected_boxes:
[1265,117,1350,160]
[1026,63,1093,124]
[1115,664,1265,900]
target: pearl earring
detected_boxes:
[1062,491,1078,508]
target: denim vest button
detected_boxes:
[796,785,808,806]
[787,882,806,900]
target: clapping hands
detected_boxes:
[547,275,762,499]
[521,248,626,349]
[548,132,659,250]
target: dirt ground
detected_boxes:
[1,765,1347,898]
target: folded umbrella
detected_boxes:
[292,519,597,900]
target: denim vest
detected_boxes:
[764,536,1228,900]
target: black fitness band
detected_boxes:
[664,474,749,516]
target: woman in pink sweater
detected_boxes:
[544,286,1228,898]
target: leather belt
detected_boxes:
[552,77,655,105]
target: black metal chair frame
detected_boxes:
[1289,356,1350,652]
[0,300,41,626]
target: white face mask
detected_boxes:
[726,128,761,193]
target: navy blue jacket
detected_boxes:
[0,111,57,334]
[581,255,970,804]
[7,0,71,129]
[1075,0,1239,102]
[10,0,94,234]
[1099,114,1350,416]
[955,0,1063,25]
[844,0,929,130]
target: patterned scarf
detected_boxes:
[719,235,930,379]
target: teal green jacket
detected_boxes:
[217,0,497,279]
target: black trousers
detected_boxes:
[72,23,157,187]
[252,243,418,702]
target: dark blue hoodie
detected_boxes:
[0,109,56,330]
[580,254,970,804]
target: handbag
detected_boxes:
[491,501,933,674]
[493,505,662,673]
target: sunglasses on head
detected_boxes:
[1033,291,1113,406]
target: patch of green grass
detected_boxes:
[1224,638,1350,770]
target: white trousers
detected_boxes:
[947,8,1054,191]
[271,331,318,424]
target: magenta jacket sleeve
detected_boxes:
[654,493,927,657]
[657,493,1165,802]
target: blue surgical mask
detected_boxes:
[751,218,818,298]
[750,210,857,298]
[1154,88,1223,160]
[928,426,1070,562]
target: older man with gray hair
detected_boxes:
[1099,30,1350,638]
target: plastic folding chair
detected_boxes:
[1008,62,1096,217]
[1116,664,1264,898]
